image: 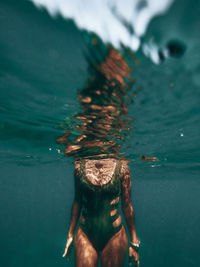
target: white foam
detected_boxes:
[30,0,174,51]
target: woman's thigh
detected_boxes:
[100,225,128,267]
[74,227,98,267]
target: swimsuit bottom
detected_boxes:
[79,211,122,251]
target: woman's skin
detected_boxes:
[62,160,139,267]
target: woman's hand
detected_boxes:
[62,236,73,259]
[129,246,139,266]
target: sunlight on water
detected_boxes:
[57,38,137,160]
[30,0,174,51]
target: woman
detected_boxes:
[62,157,140,266]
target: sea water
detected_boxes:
[0,0,200,266]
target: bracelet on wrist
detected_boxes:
[130,241,140,251]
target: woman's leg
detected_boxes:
[101,225,128,267]
[74,227,98,267]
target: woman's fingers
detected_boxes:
[129,254,135,266]
[129,247,139,266]
[62,246,68,257]
[62,237,73,258]
[129,255,139,266]
[66,241,73,260]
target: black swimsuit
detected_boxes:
[76,159,122,251]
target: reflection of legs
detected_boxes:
[74,227,98,267]
[101,226,128,267]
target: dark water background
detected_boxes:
[0,0,200,266]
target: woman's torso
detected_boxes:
[75,158,122,250]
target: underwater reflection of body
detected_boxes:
[59,43,140,266]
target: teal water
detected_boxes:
[0,0,200,266]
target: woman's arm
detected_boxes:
[63,163,82,258]
[121,161,140,265]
